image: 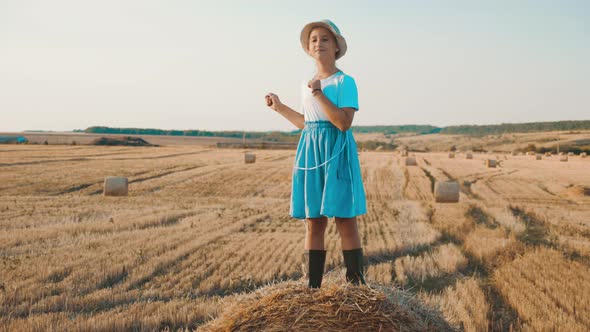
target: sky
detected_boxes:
[1,0,589,132]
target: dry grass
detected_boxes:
[430,203,476,241]
[483,206,526,235]
[421,277,490,332]
[366,262,394,285]
[394,244,467,286]
[493,247,590,331]
[199,270,458,332]
[463,227,520,266]
[390,130,590,153]
[1,141,589,330]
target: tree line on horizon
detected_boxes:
[76,120,590,140]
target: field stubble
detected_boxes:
[1,146,589,331]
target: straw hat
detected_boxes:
[300,19,347,60]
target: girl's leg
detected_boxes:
[335,217,366,285]
[334,217,361,250]
[303,217,328,288]
[305,216,328,250]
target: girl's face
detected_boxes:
[307,27,339,61]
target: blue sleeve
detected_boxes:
[338,75,359,110]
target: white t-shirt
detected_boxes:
[300,70,359,122]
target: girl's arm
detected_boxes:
[312,90,355,132]
[265,93,305,129]
[275,103,305,130]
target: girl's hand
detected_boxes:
[307,78,321,91]
[265,92,282,112]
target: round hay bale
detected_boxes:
[465,152,473,159]
[568,152,574,156]
[405,157,417,166]
[560,155,568,162]
[434,181,460,203]
[448,152,455,159]
[535,154,542,160]
[245,153,256,164]
[545,152,552,157]
[486,159,497,168]
[103,176,128,196]
[198,270,457,332]
[581,152,587,158]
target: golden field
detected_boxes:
[1,140,589,331]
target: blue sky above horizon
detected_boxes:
[1,0,588,132]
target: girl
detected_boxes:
[265,19,367,288]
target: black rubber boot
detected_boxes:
[342,248,366,285]
[303,249,327,288]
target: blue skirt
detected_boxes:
[290,121,367,219]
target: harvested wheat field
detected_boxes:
[1,144,590,331]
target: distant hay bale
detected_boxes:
[545,152,552,157]
[448,152,455,159]
[434,181,460,203]
[581,152,587,158]
[486,159,497,168]
[199,270,457,332]
[536,154,542,160]
[405,157,417,166]
[103,176,128,196]
[560,155,568,162]
[245,153,256,164]
[91,136,153,146]
[466,152,473,159]
[568,152,574,156]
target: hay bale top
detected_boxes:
[199,270,456,332]
[103,176,128,196]
[405,157,417,166]
[244,153,256,164]
[434,181,460,203]
[91,136,154,146]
